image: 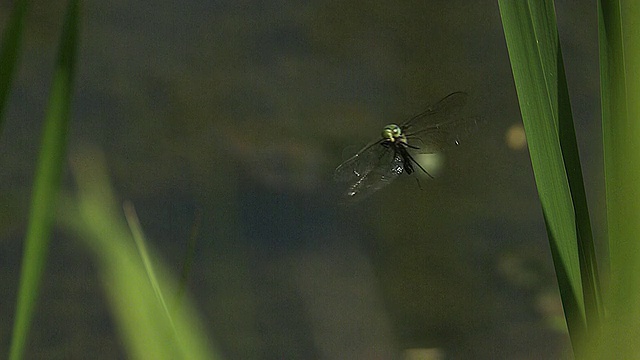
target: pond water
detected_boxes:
[0,0,603,358]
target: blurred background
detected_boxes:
[0,0,603,359]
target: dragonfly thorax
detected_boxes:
[381,124,406,143]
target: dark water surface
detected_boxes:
[0,0,602,358]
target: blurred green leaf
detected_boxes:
[58,150,221,360]
[0,0,29,130]
[597,0,640,357]
[123,201,177,336]
[9,1,80,359]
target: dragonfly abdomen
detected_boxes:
[397,145,414,174]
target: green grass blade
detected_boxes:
[58,150,222,360]
[597,0,640,356]
[0,0,29,130]
[123,201,177,335]
[498,0,602,354]
[8,1,80,359]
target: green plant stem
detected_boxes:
[8,1,80,359]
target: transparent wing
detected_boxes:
[401,92,476,154]
[334,142,404,202]
[334,139,385,182]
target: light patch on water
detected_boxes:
[505,123,527,150]
[414,153,444,178]
[403,348,445,360]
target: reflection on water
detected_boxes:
[0,0,603,358]
[222,123,328,192]
[505,123,527,151]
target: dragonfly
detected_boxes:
[334,91,475,202]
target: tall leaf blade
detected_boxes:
[597,0,640,356]
[8,1,80,359]
[498,0,601,354]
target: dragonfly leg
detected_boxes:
[402,147,434,179]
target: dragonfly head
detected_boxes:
[382,124,405,143]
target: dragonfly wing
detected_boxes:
[402,92,468,132]
[334,139,385,182]
[342,148,404,202]
[406,116,480,154]
[334,142,403,202]
[401,92,477,154]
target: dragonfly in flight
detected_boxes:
[334,92,475,202]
